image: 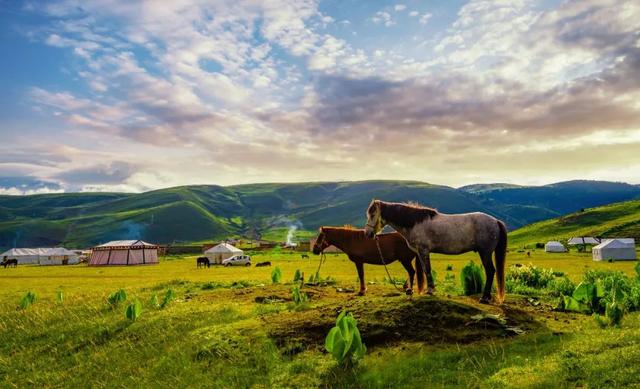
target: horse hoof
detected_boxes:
[426,288,435,295]
[357,290,366,296]
[405,288,413,296]
[478,296,491,304]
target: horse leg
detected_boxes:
[399,259,415,295]
[354,261,367,296]
[479,250,495,304]
[418,248,435,295]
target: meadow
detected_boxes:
[1,250,640,388]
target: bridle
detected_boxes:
[365,202,384,234]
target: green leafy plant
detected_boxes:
[506,264,554,289]
[125,299,142,321]
[460,261,484,296]
[271,266,282,284]
[107,289,127,307]
[325,311,366,367]
[55,290,64,304]
[446,264,453,271]
[595,280,625,327]
[291,286,308,305]
[293,269,302,282]
[19,291,37,310]
[547,276,576,297]
[160,288,176,309]
[149,293,159,308]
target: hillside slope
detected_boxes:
[508,199,640,247]
[1,180,639,249]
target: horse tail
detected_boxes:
[495,220,507,304]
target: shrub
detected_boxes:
[548,277,576,297]
[271,267,282,284]
[125,299,142,321]
[19,291,37,310]
[107,289,127,307]
[325,311,366,367]
[446,264,453,271]
[460,261,484,296]
[293,269,302,282]
[506,264,554,289]
[583,270,632,308]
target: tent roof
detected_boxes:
[594,239,636,249]
[545,241,564,246]
[1,247,77,257]
[94,240,157,250]
[568,237,600,245]
[205,243,243,254]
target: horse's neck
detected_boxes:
[325,230,355,252]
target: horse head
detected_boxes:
[364,199,384,238]
[312,227,330,254]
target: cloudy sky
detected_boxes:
[1,0,639,194]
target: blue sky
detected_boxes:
[0,0,639,194]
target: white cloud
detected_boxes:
[419,13,432,25]
[409,11,419,17]
[372,11,395,27]
[394,4,406,12]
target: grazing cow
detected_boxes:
[1,258,18,268]
[255,261,272,267]
[301,254,309,259]
[196,257,210,268]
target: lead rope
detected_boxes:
[374,235,404,293]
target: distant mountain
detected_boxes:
[509,199,640,247]
[1,180,639,249]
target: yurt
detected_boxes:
[204,243,243,265]
[592,239,636,261]
[89,240,159,266]
[545,241,567,253]
[0,247,79,265]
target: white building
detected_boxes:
[592,239,637,261]
[545,241,567,253]
[204,243,243,264]
[1,247,80,265]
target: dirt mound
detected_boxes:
[264,295,542,354]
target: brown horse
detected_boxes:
[312,226,425,295]
[364,200,507,304]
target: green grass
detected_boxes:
[3,180,639,249]
[1,251,639,387]
[510,199,640,248]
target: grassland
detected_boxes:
[2,250,640,388]
[2,180,639,249]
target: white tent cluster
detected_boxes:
[204,242,243,264]
[592,239,636,261]
[1,247,79,265]
[89,240,159,266]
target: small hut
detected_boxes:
[545,241,567,253]
[89,240,159,266]
[204,243,243,265]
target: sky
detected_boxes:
[0,0,639,194]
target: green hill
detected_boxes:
[508,199,640,247]
[1,180,639,249]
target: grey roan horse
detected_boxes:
[364,200,507,304]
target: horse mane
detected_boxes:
[379,201,438,228]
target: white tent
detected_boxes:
[568,237,601,245]
[592,239,637,261]
[1,247,79,265]
[545,241,567,253]
[204,243,243,264]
